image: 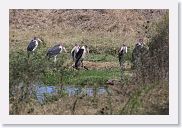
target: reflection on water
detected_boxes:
[36,86,57,103]
[35,85,109,103]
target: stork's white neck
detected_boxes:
[81,46,86,50]
[59,45,62,49]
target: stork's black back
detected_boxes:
[119,49,125,56]
[75,49,84,68]
[75,49,84,60]
[47,46,61,57]
[27,40,36,51]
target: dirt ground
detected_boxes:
[83,61,119,69]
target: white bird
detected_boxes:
[47,43,67,62]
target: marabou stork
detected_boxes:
[47,43,67,62]
[118,44,127,68]
[119,44,127,55]
[71,43,80,61]
[131,38,146,69]
[74,45,89,69]
[136,38,144,47]
[27,37,42,57]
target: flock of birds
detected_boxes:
[27,37,89,69]
[27,37,145,70]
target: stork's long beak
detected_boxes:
[63,47,67,53]
[37,38,43,42]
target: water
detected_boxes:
[36,86,57,103]
[35,85,109,103]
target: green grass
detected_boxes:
[42,68,121,86]
[63,68,120,85]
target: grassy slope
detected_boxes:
[9,9,168,52]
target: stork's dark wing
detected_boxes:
[75,49,84,68]
[119,49,124,56]
[47,47,61,56]
[75,49,84,60]
[27,40,36,51]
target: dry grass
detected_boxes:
[9,9,168,52]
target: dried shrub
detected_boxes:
[133,13,169,84]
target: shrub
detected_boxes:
[133,13,169,84]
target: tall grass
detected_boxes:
[120,81,168,115]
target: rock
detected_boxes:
[106,79,118,85]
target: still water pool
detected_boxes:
[35,85,109,103]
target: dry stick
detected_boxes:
[82,61,88,70]
[71,99,77,115]
[83,66,89,70]
[106,87,113,115]
[120,96,132,114]
[71,96,79,115]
